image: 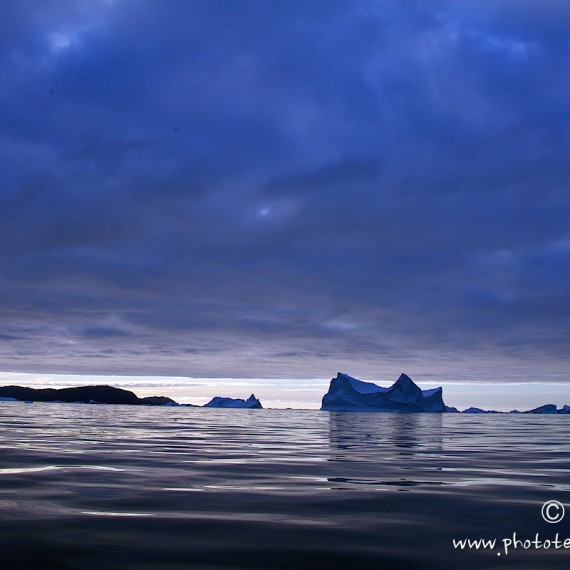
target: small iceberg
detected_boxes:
[204,394,263,409]
[462,404,570,414]
[525,404,570,415]
[321,372,446,412]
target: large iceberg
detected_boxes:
[321,372,446,412]
[204,394,263,409]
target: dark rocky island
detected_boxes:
[0,385,179,406]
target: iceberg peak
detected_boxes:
[394,373,416,387]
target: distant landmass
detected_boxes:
[0,374,568,413]
[0,385,264,409]
[0,385,180,406]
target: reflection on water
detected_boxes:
[328,411,443,453]
[0,402,569,569]
[328,412,444,488]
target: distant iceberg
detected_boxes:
[525,404,570,415]
[461,404,570,414]
[463,407,490,414]
[321,372,445,412]
[204,394,263,409]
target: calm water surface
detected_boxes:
[1,403,569,569]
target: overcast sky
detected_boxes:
[1,1,569,385]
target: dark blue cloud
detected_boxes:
[0,0,569,381]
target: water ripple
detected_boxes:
[1,403,569,568]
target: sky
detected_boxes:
[1,1,570,406]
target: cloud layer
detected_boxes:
[1,1,569,381]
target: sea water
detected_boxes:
[1,402,569,569]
